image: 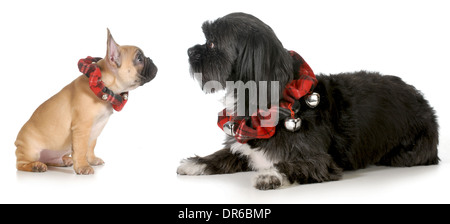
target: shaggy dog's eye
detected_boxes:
[207,41,215,49]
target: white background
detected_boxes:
[0,0,449,203]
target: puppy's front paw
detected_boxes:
[177,158,207,175]
[88,157,105,166]
[74,165,95,175]
[254,169,284,190]
[62,156,73,167]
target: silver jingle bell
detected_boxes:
[223,121,237,136]
[284,117,302,132]
[122,93,128,101]
[101,94,108,101]
[305,92,320,108]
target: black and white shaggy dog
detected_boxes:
[177,12,439,190]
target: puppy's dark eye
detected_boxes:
[136,54,144,63]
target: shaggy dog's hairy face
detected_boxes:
[188,13,292,94]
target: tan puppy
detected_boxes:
[15,29,157,175]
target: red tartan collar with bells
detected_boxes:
[78,56,128,112]
[218,50,319,144]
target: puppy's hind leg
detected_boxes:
[177,148,250,175]
[16,147,47,172]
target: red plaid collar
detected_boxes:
[78,56,128,112]
[218,50,317,143]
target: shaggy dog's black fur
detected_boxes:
[177,12,439,190]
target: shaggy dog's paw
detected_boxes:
[253,168,285,190]
[177,158,207,175]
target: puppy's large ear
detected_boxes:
[106,28,121,68]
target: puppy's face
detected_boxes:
[106,29,158,92]
[187,13,292,94]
